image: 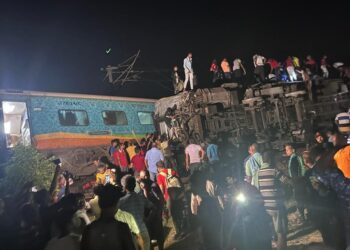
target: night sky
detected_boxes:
[0,1,349,99]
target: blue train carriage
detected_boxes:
[0,90,156,176]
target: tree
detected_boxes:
[0,144,55,195]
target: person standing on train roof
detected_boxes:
[183,52,194,91]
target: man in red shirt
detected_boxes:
[131,147,146,177]
[156,161,184,239]
[113,143,129,173]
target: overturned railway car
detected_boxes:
[155,79,348,148]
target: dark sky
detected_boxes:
[0,1,349,98]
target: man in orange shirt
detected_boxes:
[332,132,350,178]
[221,58,231,81]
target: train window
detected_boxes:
[102,111,128,126]
[58,110,89,126]
[137,112,153,125]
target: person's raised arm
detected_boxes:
[241,62,246,75]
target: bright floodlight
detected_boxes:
[4,121,11,134]
[3,102,15,114]
[236,193,246,203]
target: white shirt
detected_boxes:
[185,144,202,164]
[254,55,265,67]
[232,59,242,71]
[183,57,193,73]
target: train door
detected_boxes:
[1,101,31,148]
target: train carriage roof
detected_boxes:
[0,89,157,103]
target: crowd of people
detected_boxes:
[172,52,350,94]
[1,113,350,250]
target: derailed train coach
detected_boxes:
[0,89,156,176]
[154,79,350,148]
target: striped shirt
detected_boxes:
[258,163,287,211]
[335,112,350,133]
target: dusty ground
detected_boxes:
[158,212,331,250]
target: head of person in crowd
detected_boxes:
[248,143,258,156]
[262,150,275,167]
[97,163,107,174]
[314,131,325,144]
[139,178,151,194]
[111,139,119,148]
[187,52,192,59]
[139,170,150,180]
[121,174,132,191]
[151,142,157,148]
[188,138,196,145]
[140,138,146,146]
[326,129,333,142]
[173,65,178,72]
[156,160,165,172]
[212,59,217,65]
[134,146,141,155]
[98,184,122,212]
[119,142,125,150]
[124,176,136,193]
[285,143,295,157]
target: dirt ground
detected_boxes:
[157,212,331,250]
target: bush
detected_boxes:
[0,144,56,195]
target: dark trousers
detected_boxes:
[167,199,184,234]
[189,162,201,175]
[254,66,265,83]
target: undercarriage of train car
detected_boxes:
[154,78,348,149]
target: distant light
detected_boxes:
[106,48,112,54]
[3,103,15,114]
[4,121,11,134]
[236,193,246,203]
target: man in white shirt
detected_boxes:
[145,143,164,181]
[253,54,266,84]
[185,139,205,175]
[183,53,194,91]
[232,58,246,79]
